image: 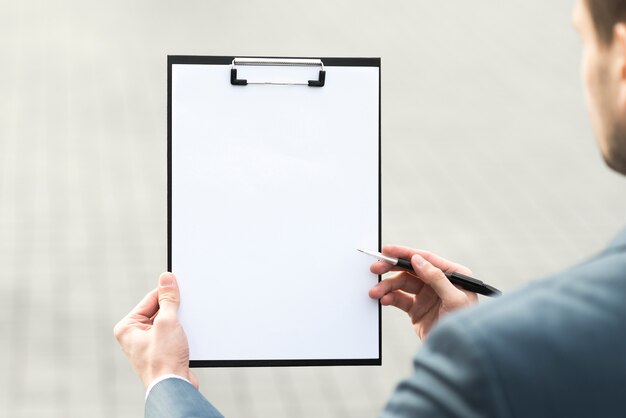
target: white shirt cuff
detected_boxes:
[145,374,191,400]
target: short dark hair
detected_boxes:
[586,0,626,44]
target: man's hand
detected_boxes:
[369,245,478,340]
[114,272,197,389]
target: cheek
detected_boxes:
[582,49,597,103]
[581,49,606,133]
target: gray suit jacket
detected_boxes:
[146,230,626,417]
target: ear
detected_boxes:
[614,23,626,112]
[615,24,626,76]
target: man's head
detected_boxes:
[574,0,626,174]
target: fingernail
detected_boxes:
[412,254,426,268]
[160,273,174,287]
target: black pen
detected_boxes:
[358,249,502,297]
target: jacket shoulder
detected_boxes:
[433,246,626,417]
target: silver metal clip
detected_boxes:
[230,58,326,87]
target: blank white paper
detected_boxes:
[171,61,380,363]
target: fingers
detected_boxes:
[411,286,441,320]
[370,260,405,275]
[369,273,440,318]
[113,288,158,343]
[157,272,181,317]
[129,288,160,319]
[369,271,424,299]
[369,245,424,274]
[370,245,472,276]
[418,251,473,276]
[379,290,414,313]
[410,254,468,309]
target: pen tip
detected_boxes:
[358,249,380,258]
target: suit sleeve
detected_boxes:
[379,318,511,418]
[145,377,225,418]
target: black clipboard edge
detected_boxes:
[378,61,383,366]
[167,57,173,272]
[168,55,380,68]
[191,358,381,368]
[167,55,382,368]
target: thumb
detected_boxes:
[158,272,180,315]
[410,254,466,307]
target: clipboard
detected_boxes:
[168,56,381,367]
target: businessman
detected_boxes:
[115,0,626,416]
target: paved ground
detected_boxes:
[2,0,625,417]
